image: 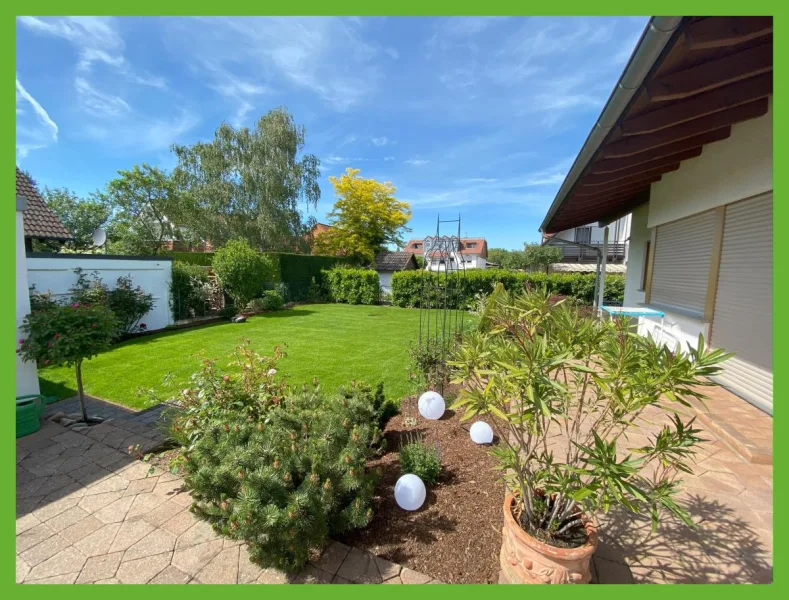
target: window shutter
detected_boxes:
[650,210,717,316]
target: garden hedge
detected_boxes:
[264,253,354,301]
[390,269,625,308]
[323,268,380,305]
[163,251,215,266]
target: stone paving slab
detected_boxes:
[17,419,436,585]
[24,393,773,584]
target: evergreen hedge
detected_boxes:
[390,269,625,308]
[163,251,215,266]
[264,253,354,301]
[323,268,380,305]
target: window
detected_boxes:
[574,227,592,244]
[412,243,422,249]
[466,242,477,249]
[639,240,650,291]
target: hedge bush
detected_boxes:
[323,267,380,305]
[264,253,354,301]
[213,240,276,308]
[390,269,624,308]
[163,251,215,266]
[170,262,212,321]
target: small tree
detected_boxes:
[450,287,731,547]
[314,168,411,264]
[522,243,562,273]
[18,303,117,423]
[212,239,274,310]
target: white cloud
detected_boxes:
[458,177,498,184]
[75,77,131,117]
[80,108,199,152]
[371,136,390,146]
[406,159,429,166]
[16,77,59,158]
[384,156,395,161]
[18,16,167,89]
[166,17,382,112]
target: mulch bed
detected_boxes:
[338,391,505,584]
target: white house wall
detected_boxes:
[623,203,649,307]
[552,215,631,243]
[648,98,772,228]
[27,255,174,332]
[16,211,40,397]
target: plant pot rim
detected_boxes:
[503,494,598,561]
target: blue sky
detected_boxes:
[16,16,648,248]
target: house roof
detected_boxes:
[404,237,488,258]
[540,16,773,234]
[16,167,73,241]
[372,251,418,271]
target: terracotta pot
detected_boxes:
[500,494,597,584]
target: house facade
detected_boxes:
[540,16,772,415]
[543,215,630,267]
[405,237,488,270]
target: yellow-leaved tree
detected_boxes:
[314,168,411,264]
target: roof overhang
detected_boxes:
[540,16,773,234]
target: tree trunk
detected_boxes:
[75,360,89,423]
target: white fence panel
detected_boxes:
[26,254,173,332]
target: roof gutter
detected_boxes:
[539,16,684,233]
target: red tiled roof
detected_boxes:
[17,167,72,240]
[404,237,488,258]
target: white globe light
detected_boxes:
[418,391,445,420]
[470,421,494,445]
[394,474,426,511]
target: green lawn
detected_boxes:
[39,304,467,410]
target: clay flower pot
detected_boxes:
[500,494,597,584]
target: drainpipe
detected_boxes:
[539,16,683,234]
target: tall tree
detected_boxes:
[314,168,411,264]
[40,188,111,251]
[103,164,186,255]
[172,107,320,252]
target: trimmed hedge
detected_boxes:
[163,251,215,266]
[264,253,354,301]
[390,269,625,308]
[324,268,380,305]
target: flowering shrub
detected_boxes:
[18,303,117,421]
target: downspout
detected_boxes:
[539,16,683,234]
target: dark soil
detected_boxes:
[338,391,505,584]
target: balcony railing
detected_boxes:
[551,242,627,263]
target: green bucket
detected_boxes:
[16,397,41,438]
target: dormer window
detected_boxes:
[466,242,477,249]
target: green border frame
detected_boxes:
[4,3,783,597]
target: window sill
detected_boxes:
[638,302,706,322]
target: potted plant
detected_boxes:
[18,302,117,424]
[450,288,730,584]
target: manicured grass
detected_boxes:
[39,304,469,410]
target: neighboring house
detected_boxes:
[405,237,489,270]
[17,167,72,252]
[16,168,73,397]
[540,16,772,414]
[371,251,418,294]
[542,216,630,273]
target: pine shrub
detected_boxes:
[171,343,385,572]
[398,433,441,485]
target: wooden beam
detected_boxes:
[602,99,768,158]
[560,191,650,222]
[590,128,730,173]
[684,17,772,51]
[582,150,699,186]
[576,170,673,194]
[570,181,654,203]
[623,72,772,135]
[648,42,772,102]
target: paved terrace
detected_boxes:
[18,393,772,584]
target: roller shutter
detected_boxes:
[710,193,773,414]
[651,210,717,315]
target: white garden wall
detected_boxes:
[26,254,174,332]
[16,208,40,397]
